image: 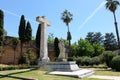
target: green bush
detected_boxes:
[75,57,83,66]
[81,56,91,66]
[111,56,120,71]
[67,57,75,61]
[102,51,116,67]
[0,65,37,71]
[90,56,101,65]
[19,53,29,64]
[19,50,37,65]
[75,56,103,66]
[27,50,37,65]
[0,46,2,56]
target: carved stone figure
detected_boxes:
[58,40,66,61]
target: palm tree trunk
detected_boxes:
[67,25,71,46]
[113,12,120,48]
[67,25,72,58]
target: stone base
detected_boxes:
[41,57,50,62]
[46,61,79,71]
[38,61,94,78]
[57,58,67,62]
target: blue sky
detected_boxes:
[0,0,120,43]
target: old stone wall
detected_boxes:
[0,46,21,64]
[0,36,56,64]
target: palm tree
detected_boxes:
[105,0,120,47]
[61,9,73,46]
[61,9,73,58]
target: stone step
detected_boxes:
[48,69,94,78]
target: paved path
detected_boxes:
[89,75,120,80]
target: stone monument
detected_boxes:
[58,40,67,61]
[36,16,50,62]
[36,16,94,78]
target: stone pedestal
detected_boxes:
[46,61,79,71]
[45,61,94,78]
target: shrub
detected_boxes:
[0,46,2,56]
[19,53,28,64]
[19,50,37,65]
[67,57,75,61]
[110,56,120,71]
[0,65,37,71]
[75,57,83,66]
[81,56,91,66]
[92,42,105,57]
[27,50,37,65]
[75,56,101,66]
[102,51,116,67]
[90,56,101,65]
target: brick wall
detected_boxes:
[0,46,21,64]
[0,36,62,64]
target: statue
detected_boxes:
[58,40,67,62]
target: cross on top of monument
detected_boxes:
[36,16,51,26]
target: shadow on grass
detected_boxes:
[0,68,37,80]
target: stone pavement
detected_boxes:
[89,75,120,80]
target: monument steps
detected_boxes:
[44,61,94,78]
[48,69,94,78]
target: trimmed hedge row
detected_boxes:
[68,51,120,71]
[0,65,37,71]
[68,56,101,66]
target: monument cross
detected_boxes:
[36,16,51,62]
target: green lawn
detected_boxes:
[95,69,120,76]
[0,69,104,80]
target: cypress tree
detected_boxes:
[35,24,41,58]
[25,21,32,42]
[54,37,60,58]
[0,9,4,54]
[18,15,26,54]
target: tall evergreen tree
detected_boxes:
[93,32,104,44]
[54,37,60,58]
[85,32,94,44]
[85,32,103,45]
[25,21,32,42]
[18,15,26,54]
[104,33,117,50]
[0,9,4,54]
[35,24,41,58]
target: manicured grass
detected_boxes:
[0,77,18,80]
[95,70,120,76]
[0,69,104,80]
